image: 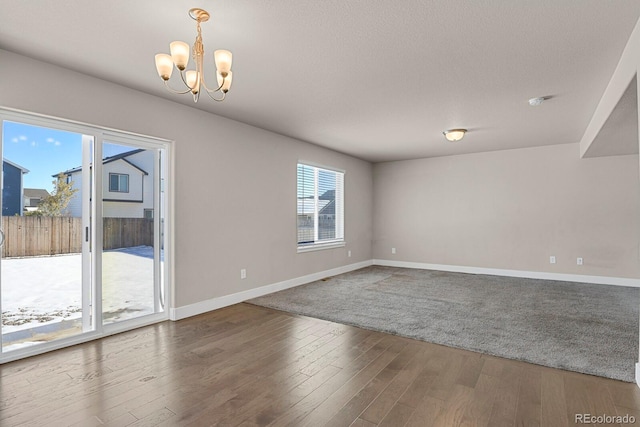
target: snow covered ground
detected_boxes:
[1,246,158,338]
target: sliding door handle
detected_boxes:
[0,228,5,247]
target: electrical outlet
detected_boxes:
[549,256,556,264]
[392,248,396,254]
[240,269,247,279]
[348,250,352,257]
[577,257,583,266]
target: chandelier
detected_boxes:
[154,8,233,102]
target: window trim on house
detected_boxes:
[296,162,345,253]
[108,172,129,193]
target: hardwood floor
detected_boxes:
[1,302,640,426]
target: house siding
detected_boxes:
[2,161,23,216]
[66,176,82,217]
[103,161,144,202]
[66,149,155,218]
[103,201,151,218]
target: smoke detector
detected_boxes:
[528,97,545,106]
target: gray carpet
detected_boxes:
[248,266,639,382]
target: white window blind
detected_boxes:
[297,163,344,248]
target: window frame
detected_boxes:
[296,162,345,253]
[108,172,129,193]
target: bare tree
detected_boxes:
[27,173,78,217]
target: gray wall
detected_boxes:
[0,49,373,308]
[373,143,640,279]
[1,48,637,316]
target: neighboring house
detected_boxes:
[318,189,335,221]
[61,149,154,218]
[23,188,50,213]
[297,191,335,243]
[2,159,29,216]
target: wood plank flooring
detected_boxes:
[1,302,640,426]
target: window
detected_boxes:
[109,173,129,192]
[297,163,344,251]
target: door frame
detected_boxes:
[0,107,173,364]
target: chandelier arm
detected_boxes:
[204,89,226,102]
[163,79,192,95]
[201,76,224,93]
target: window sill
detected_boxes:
[297,241,346,253]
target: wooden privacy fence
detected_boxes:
[103,217,154,251]
[1,216,154,258]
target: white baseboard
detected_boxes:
[373,259,640,288]
[636,363,640,389]
[169,260,373,320]
[170,258,639,321]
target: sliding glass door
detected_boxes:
[0,109,170,361]
[0,120,93,352]
[100,138,164,326]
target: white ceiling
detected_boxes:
[1,1,640,162]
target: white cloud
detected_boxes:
[11,138,18,143]
[46,138,54,143]
[30,141,37,147]
[54,141,61,146]
[18,135,27,141]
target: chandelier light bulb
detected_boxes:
[185,70,199,93]
[154,54,174,80]
[170,41,190,70]
[214,50,233,76]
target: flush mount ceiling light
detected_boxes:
[443,129,467,142]
[154,8,233,103]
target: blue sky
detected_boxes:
[2,121,131,191]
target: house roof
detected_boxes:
[58,149,148,176]
[319,190,334,201]
[103,149,145,165]
[24,188,50,199]
[319,200,335,216]
[3,159,29,173]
